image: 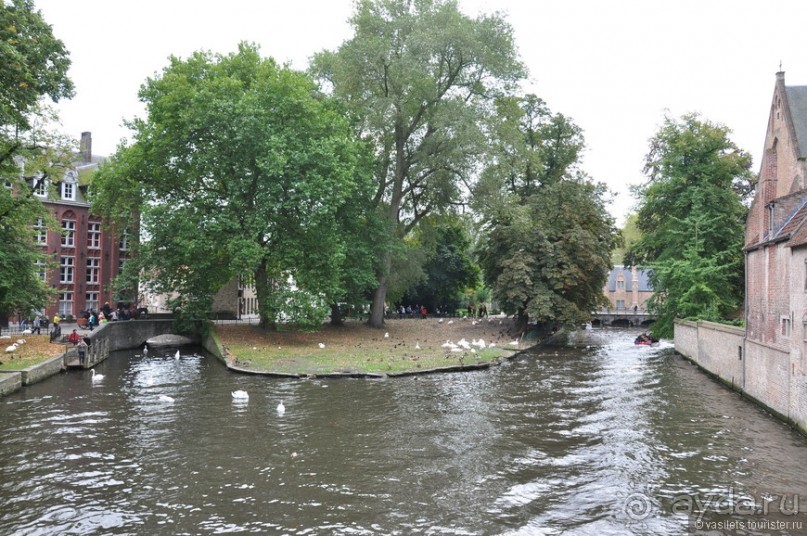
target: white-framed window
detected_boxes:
[61,181,75,201]
[58,292,73,317]
[86,257,100,284]
[33,217,47,244]
[35,261,47,282]
[118,257,127,275]
[87,220,101,249]
[60,256,74,283]
[86,292,99,313]
[33,177,47,197]
[617,279,625,289]
[61,219,76,247]
[119,229,130,251]
[616,300,626,310]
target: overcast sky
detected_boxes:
[34,0,807,224]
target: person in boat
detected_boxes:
[635,333,652,344]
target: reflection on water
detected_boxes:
[1,329,807,534]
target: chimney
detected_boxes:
[80,131,92,163]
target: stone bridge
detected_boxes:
[591,309,655,327]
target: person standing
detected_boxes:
[32,315,41,335]
[76,338,88,366]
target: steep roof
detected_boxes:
[785,85,807,159]
[606,266,653,292]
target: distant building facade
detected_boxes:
[602,265,653,312]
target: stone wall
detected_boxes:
[674,319,807,433]
[83,320,180,367]
[0,372,21,396]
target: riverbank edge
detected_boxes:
[203,325,562,378]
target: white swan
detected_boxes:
[5,344,17,353]
[143,344,148,355]
[91,369,105,381]
[158,394,174,403]
[232,390,249,400]
[318,343,325,349]
[174,350,180,360]
[276,400,285,415]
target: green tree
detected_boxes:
[91,43,375,332]
[0,0,73,135]
[628,113,753,338]
[400,217,480,313]
[475,95,617,331]
[0,0,74,319]
[311,0,525,328]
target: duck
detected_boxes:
[232,390,249,400]
[91,369,105,381]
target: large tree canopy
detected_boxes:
[475,95,617,330]
[0,0,74,319]
[311,0,525,327]
[628,113,754,338]
[0,0,73,133]
[91,43,376,331]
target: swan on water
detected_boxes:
[143,344,148,355]
[174,350,180,360]
[158,395,174,403]
[232,390,249,400]
[91,369,105,381]
[276,400,285,415]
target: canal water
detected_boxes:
[2,328,807,535]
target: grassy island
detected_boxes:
[214,316,527,376]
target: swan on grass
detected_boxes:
[91,369,105,381]
[276,400,285,415]
[232,390,249,400]
[5,344,17,353]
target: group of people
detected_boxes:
[19,314,46,335]
[396,304,429,319]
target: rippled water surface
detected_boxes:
[2,328,807,535]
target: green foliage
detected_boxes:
[629,113,752,338]
[311,0,525,326]
[400,217,480,310]
[0,1,74,318]
[90,43,375,330]
[475,95,617,329]
[0,0,73,131]
[612,213,639,265]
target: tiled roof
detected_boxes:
[786,86,807,158]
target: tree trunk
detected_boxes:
[515,307,530,334]
[254,261,276,331]
[329,302,344,327]
[368,252,391,328]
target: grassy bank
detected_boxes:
[215,317,526,375]
[0,335,65,371]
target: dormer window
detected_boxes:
[32,176,47,197]
[61,172,77,201]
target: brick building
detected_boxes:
[742,71,807,423]
[27,132,130,320]
[602,265,653,312]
